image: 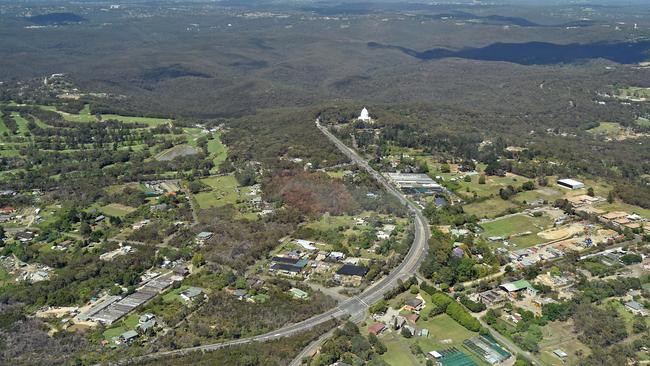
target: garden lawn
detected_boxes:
[103,326,127,341]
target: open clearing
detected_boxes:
[100,203,137,217]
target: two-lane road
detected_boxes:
[117,120,430,365]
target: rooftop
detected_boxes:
[501,279,534,292]
[336,264,368,277]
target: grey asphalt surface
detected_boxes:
[116,120,430,365]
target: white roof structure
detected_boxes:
[358,107,372,122]
[557,178,585,189]
[295,239,317,251]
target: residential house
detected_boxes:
[295,239,317,251]
[0,206,16,214]
[625,301,648,316]
[368,322,386,336]
[328,251,346,261]
[392,315,407,330]
[139,313,156,324]
[119,330,139,344]
[289,288,309,300]
[136,319,156,334]
[478,289,506,307]
[269,256,308,277]
[232,289,248,300]
[335,264,368,287]
[500,280,537,297]
[180,287,204,302]
[15,231,35,243]
[407,313,420,323]
[404,298,424,311]
[173,265,190,277]
[402,325,416,337]
[196,231,213,243]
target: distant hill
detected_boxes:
[27,12,86,26]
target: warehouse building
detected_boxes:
[557,178,585,190]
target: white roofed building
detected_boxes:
[358,107,373,122]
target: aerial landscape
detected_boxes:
[1,0,650,365]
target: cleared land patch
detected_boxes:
[155,144,200,161]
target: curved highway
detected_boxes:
[118,120,430,365]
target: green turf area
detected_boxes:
[480,214,553,248]
[122,313,140,329]
[11,112,30,135]
[0,267,10,282]
[103,326,127,341]
[325,170,346,179]
[57,104,96,122]
[0,149,20,157]
[100,203,137,217]
[0,118,8,134]
[183,128,203,146]
[194,175,251,209]
[207,132,228,173]
[101,114,171,126]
